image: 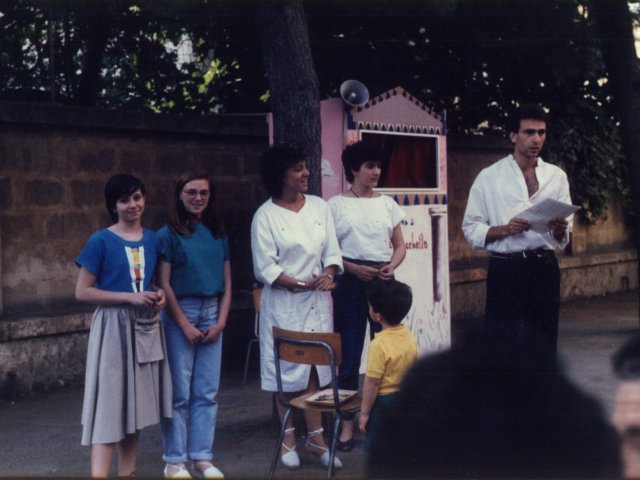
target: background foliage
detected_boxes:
[0,0,633,222]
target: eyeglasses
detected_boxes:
[182,189,210,199]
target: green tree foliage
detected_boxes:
[305,0,631,223]
[0,0,633,222]
[0,0,251,112]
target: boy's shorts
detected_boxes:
[364,392,398,453]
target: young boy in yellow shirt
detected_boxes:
[359,279,418,452]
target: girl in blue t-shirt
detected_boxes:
[157,171,232,479]
[75,173,171,477]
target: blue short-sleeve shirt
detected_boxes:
[75,228,160,293]
[157,223,230,298]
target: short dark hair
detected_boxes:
[366,279,413,325]
[342,141,385,183]
[613,334,640,380]
[168,171,225,238]
[104,173,146,223]
[259,144,308,198]
[508,103,547,134]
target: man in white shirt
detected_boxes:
[462,104,572,367]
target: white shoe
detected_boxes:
[306,428,343,470]
[281,447,300,470]
[281,426,300,470]
[164,463,192,479]
[193,461,224,479]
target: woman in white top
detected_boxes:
[328,141,406,451]
[250,144,344,470]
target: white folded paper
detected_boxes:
[517,198,580,235]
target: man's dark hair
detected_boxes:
[104,173,146,223]
[342,141,385,183]
[259,144,308,198]
[508,103,547,134]
[366,279,412,325]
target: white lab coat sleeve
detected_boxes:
[544,170,573,250]
[462,172,491,250]
[322,204,344,274]
[250,207,284,285]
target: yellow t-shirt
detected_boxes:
[365,324,418,395]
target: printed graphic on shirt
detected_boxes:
[124,246,146,292]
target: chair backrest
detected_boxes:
[272,327,351,416]
[252,287,263,314]
[272,327,342,367]
[252,287,263,337]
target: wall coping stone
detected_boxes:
[0,311,91,342]
[0,102,581,150]
[450,248,637,285]
[447,132,511,150]
[0,101,269,138]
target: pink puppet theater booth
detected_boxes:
[320,86,451,355]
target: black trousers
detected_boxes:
[484,251,560,367]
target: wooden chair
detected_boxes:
[269,326,361,478]
[243,286,262,384]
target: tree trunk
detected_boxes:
[75,16,113,107]
[256,0,323,196]
[591,0,640,321]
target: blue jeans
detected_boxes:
[162,296,222,463]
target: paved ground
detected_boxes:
[0,290,638,478]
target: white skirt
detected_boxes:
[259,287,332,392]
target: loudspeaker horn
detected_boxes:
[340,80,369,107]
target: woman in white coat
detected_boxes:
[251,144,343,470]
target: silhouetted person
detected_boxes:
[612,334,640,478]
[367,339,621,478]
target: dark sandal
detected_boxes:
[336,438,354,452]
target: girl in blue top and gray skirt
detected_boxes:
[75,174,172,477]
[157,171,232,479]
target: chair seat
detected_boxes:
[269,327,360,478]
[290,391,362,414]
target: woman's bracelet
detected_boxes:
[286,280,306,292]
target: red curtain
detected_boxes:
[364,134,437,188]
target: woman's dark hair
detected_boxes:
[366,279,413,325]
[508,103,547,134]
[342,141,385,183]
[169,171,225,238]
[104,173,146,223]
[259,144,308,198]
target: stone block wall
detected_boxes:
[445,134,637,320]
[0,104,268,396]
[445,134,514,267]
[0,104,268,318]
[0,103,636,396]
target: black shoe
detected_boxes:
[336,438,354,452]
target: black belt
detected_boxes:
[342,258,388,269]
[491,249,555,260]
